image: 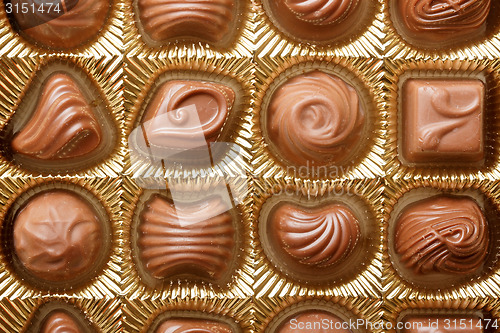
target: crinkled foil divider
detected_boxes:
[123,0,254,58]
[0,298,121,332]
[254,296,384,333]
[0,0,124,57]
[0,177,122,299]
[253,0,385,58]
[382,0,500,60]
[123,297,254,332]
[121,175,254,299]
[123,55,254,179]
[382,297,500,333]
[0,55,126,177]
[383,177,500,300]
[252,56,386,181]
[253,177,383,298]
[385,58,500,181]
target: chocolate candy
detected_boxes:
[138,195,235,280]
[137,0,236,44]
[155,318,233,333]
[267,71,365,166]
[276,311,350,333]
[402,315,482,333]
[394,0,491,46]
[11,73,102,161]
[9,0,110,49]
[394,196,489,276]
[401,79,484,164]
[13,190,103,282]
[41,311,82,333]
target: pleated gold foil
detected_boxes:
[123,297,254,332]
[0,55,126,177]
[0,298,121,332]
[0,177,122,298]
[253,178,383,298]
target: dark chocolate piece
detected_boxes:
[41,311,82,333]
[403,315,482,333]
[11,73,102,160]
[138,195,235,280]
[277,311,351,333]
[267,71,364,166]
[402,79,484,163]
[395,196,489,276]
[13,190,103,282]
[155,318,233,333]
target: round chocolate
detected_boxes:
[155,318,233,333]
[394,196,489,276]
[266,71,365,167]
[13,190,103,282]
[277,311,351,333]
[9,0,109,49]
[41,311,82,333]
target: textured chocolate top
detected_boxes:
[271,203,360,268]
[10,0,109,49]
[13,190,103,282]
[395,196,489,275]
[41,311,82,333]
[138,0,235,43]
[11,73,102,160]
[155,318,233,333]
[267,71,364,166]
[138,195,235,280]
[277,311,351,333]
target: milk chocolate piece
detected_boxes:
[277,311,351,333]
[395,196,489,276]
[142,80,234,149]
[271,203,360,268]
[265,0,365,42]
[267,71,364,166]
[402,315,482,333]
[41,311,82,333]
[155,318,233,333]
[138,195,235,280]
[11,73,103,161]
[402,79,484,163]
[13,190,103,282]
[138,0,235,44]
[9,0,109,49]
[394,0,491,46]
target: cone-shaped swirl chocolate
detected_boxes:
[41,311,82,333]
[155,318,233,333]
[11,73,102,161]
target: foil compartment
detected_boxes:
[385,58,500,180]
[0,0,123,56]
[254,178,383,298]
[253,56,385,181]
[0,298,121,332]
[0,56,125,177]
[0,177,121,298]
[383,177,500,300]
[123,298,253,333]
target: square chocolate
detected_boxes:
[402,315,482,333]
[402,79,485,164]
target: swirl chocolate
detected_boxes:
[9,0,109,49]
[394,196,489,276]
[276,311,350,333]
[395,0,491,45]
[155,318,233,333]
[138,195,235,280]
[13,190,103,282]
[271,203,360,268]
[137,0,235,44]
[41,311,82,333]
[285,0,358,25]
[11,73,103,161]
[142,80,234,149]
[267,71,364,166]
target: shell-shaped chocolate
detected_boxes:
[155,318,233,333]
[398,0,490,36]
[11,73,102,160]
[142,80,234,148]
[272,203,360,268]
[395,196,489,275]
[284,0,358,25]
[13,190,103,282]
[267,71,364,166]
[41,311,82,333]
[138,195,235,280]
[10,0,109,49]
[138,0,235,43]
